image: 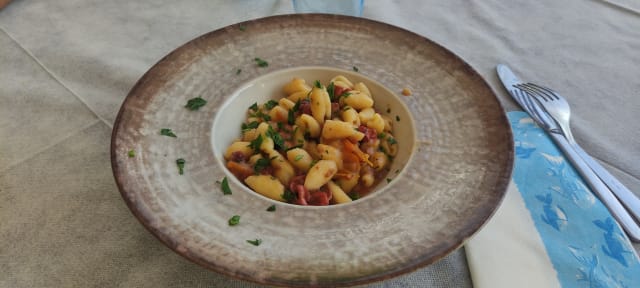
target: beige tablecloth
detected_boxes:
[1,0,639,287]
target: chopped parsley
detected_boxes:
[352,66,359,72]
[387,137,397,145]
[221,176,232,195]
[239,25,247,31]
[396,115,400,122]
[294,154,304,161]
[254,57,269,67]
[254,157,270,174]
[176,158,186,175]
[264,100,279,110]
[185,97,207,111]
[267,205,276,212]
[228,215,240,226]
[241,121,259,131]
[309,159,319,168]
[248,134,263,153]
[342,106,351,111]
[282,189,296,202]
[266,126,285,151]
[247,239,262,246]
[249,102,259,111]
[342,91,352,98]
[128,150,135,158]
[160,128,177,138]
[236,68,242,75]
[327,82,336,101]
[253,110,271,122]
[287,109,295,125]
[314,80,322,89]
[386,178,392,183]
[348,192,360,200]
[292,99,301,112]
[377,132,386,140]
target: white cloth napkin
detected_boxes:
[466,112,640,288]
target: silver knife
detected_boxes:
[498,64,640,224]
[497,64,640,242]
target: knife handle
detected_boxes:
[572,144,640,222]
[550,133,640,242]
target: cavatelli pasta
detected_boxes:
[224,75,398,206]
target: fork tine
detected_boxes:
[513,84,547,101]
[516,83,558,101]
[512,88,544,124]
[523,83,560,100]
[520,90,547,124]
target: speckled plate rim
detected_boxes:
[111,14,514,287]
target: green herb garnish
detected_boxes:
[309,159,319,168]
[185,97,207,111]
[221,176,232,195]
[267,205,276,212]
[236,68,242,75]
[292,99,301,112]
[239,25,247,31]
[228,215,240,226]
[176,158,186,175]
[377,133,386,140]
[254,110,271,122]
[287,109,295,125]
[387,137,397,145]
[248,134,263,153]
[266,126,285,151]
[348,192,360,200]
[352,66,359,72]
[342,106,351,111]
[314,80,322,89]
[282,189,296,202]
[342,91,352,98]
[254,157,270,174]
[294,154,304,161]
[395,115,400,122]
[249,102,259,111]
[160,128,177,138]
[254,57,269,67]
[128,150,135,158]
[386,178,392,183]
[241,121,259,131]
[327,82,335,101]
[247,239,262,246]
[264,100,279,110]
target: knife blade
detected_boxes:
[497,64,640,242]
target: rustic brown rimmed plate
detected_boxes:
[111,14,513,287]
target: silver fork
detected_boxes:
[515,83,640,223]
[512,88,640,241]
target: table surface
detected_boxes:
[1,0,639,287]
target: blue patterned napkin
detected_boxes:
[466,111,640,287]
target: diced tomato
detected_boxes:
[358,125,377,142]
[230,151,245,162]
[299,99,312,115]
[334,86,351,98]
[308,191,330,206]
[331,102,340,113]
[226,161,253,181]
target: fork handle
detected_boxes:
[571,143,640,222]
[549,133,640,242]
